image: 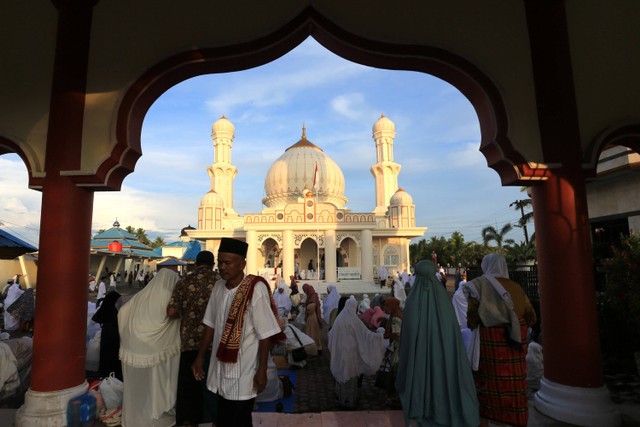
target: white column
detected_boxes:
[246,229,257,275]
[324,229,337,282]
[283,230,294,281]
[361,229,373,282]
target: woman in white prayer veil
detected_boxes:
[273,279,292,320]
[328,298,386,408]
[322,284,341,325]
[118,268,181,427]
[393,278,407,308]
[358,294,370,314]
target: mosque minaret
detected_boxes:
[191,114,427,287]
[371,114,401,215]
[206,115,238,216]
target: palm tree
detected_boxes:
[151,236,166,249]
[482,224,515,253]
[510,199,533,244]
[506,241,536,265]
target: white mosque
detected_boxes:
[187,115,427,284]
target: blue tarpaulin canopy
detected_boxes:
[0,228,38,259]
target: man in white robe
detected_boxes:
[192,238,282,427]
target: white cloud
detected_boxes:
[204,61,366,117]
[93,186,199,241]
[330,93,368,121]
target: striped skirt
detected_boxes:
[474,320,529,427]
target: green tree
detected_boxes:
[410,231,489,268]
[599,234,640,358]
[124,225,152,246]
[505,240,536,265]
[151,236,166,249]
[482,224,515,253]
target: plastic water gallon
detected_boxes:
[66,392,97,427]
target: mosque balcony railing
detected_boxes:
[337,267,361,280]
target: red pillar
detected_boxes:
[29,0,95,392]
[531,168,620,425]
[532,169,603,388]
[31,176,93,391]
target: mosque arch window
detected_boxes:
[383,245,400,267]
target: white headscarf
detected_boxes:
[118,269,180,367]
[322,284,340,325]
[358,294,370,314]
[328,298,385,383]
[273,281,292,313]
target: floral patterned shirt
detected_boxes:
[167,266,220,352]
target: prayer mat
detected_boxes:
[253,369,297,413]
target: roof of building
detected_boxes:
[182,241,202,260]
[0,228,38,251]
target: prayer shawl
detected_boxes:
[328,299,385,383]
[216,274,285,363]
[118,269,180,367]
[396,260,479,427]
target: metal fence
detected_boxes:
[466,264,539,303]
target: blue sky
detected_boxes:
[0,38,531,247]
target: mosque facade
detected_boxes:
[188,115,427,283]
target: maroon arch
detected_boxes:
[584,122,640,178]
[0,136,39,188]
[96,7,538,190]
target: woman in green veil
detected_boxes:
[395,260,479,427]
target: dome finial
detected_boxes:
[302,123,306,139]
[113,218,120,228]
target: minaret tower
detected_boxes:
[207,115,238,216]
[370,114,401,215]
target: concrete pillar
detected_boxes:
[532,171,619,426]
[246,229,257,275]
[361,229,373,282]
[283,230,294,281]
[324,229,337,282]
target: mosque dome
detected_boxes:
[212,115,234,136]
[200,190,224,207]
[372,114,396,135]
[180,225,195,237]
[263,127,348,209]
[390,188,413,206]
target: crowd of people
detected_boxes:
[1,239,545,427]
